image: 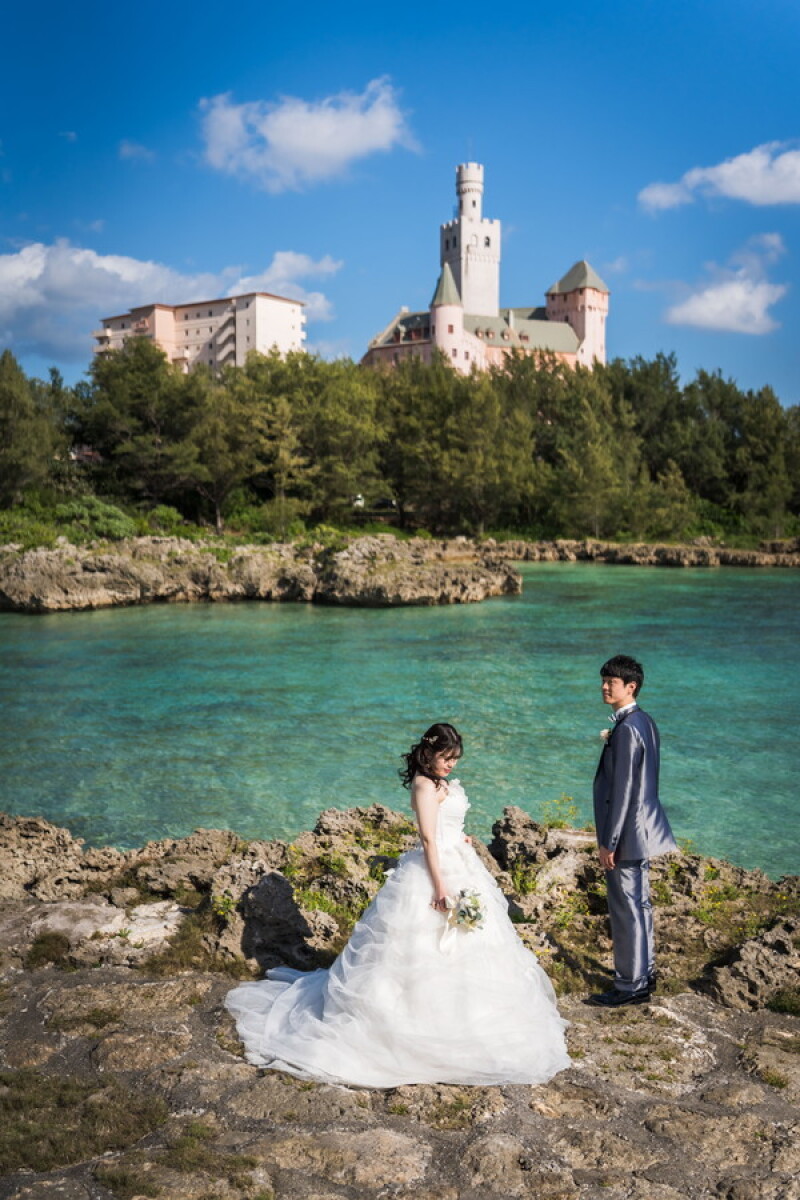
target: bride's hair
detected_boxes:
[399,722,463,790]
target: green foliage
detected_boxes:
[510,860,539,895]
[541,793,579,829]
[0,350,63,506]
[0,1071,167,1172]
[54,495,137,540]
[3,346,799,544]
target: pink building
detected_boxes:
[363,163,609,374]
[93,291,306,372]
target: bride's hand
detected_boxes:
[430,887,449,911]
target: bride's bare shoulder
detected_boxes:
[411,774,445,808]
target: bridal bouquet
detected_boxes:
[445,888,485,932]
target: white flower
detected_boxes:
[600,728,611,743]
[445,888,485,931]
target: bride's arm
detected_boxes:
[413,777,448,911]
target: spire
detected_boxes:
[547,260,610,296]
[431,261,462,307]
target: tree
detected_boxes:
[0,350,59,506]
[184,370,266,533]
[78,339,196,505]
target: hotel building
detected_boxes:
[93,291,306,372]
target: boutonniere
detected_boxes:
[600,728,612,744]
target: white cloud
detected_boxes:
[200,77,416,192]
[664,235,788,334]
[0,239,342,362]
[229,250,342,321]
[59,131,78,143]
[119,140,156,162]
[640,141,800,211]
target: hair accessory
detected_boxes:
[423,735,437,745]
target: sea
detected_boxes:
[1,563,798,878]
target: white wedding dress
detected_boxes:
[225,780,570,1087]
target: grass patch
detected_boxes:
[0,1071,167,1172]
[429,1095,473,1129]
[767,987,800,1016]
[49,1005,123,1032]
[25,931,71,969]
[94,1165,161,1199]
[161,1120,257,1186]
[759,1068,789,1089]
[141,906,252,978]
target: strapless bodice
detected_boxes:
[436,778,469,847]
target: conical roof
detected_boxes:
[430,262,462,307]
[547,260,609,295]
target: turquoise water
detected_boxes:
[1,564,798,878]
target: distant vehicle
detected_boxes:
[352,494,365,509]
[372,497,398,511]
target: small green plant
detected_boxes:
[541,793,579,829]
[317,852,349,876]
[211,890,237,921]
[651,880,673,906]
[510,860,539,895]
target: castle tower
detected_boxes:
[439,163,501,317]
[546,261,610,366]
[430,262,465,364]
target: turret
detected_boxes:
[546,260,610,366]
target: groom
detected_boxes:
[589,655,676,1008]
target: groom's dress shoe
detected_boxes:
[587,987,651,1008]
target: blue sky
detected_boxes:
[2,0,799,404]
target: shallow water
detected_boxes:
[2,563,798,877]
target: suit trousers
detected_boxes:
[605,859,653,992]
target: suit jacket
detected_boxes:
[593,706,677,861]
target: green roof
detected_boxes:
[547,260,609,296]
[430,262,462,307]
[465,311,580,353]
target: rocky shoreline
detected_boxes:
[0,532,798,614]
[0,806,797,1199]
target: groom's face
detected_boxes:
[601,675,637,710]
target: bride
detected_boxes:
[225,722,570,1087]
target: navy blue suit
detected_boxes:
[593,706,676,992]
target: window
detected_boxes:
[484,236,491,247]
[472,200,476,208]
[465,351,470,360]
[445,238,449,250]
[448,324,454,334]
[208,310,213,317]
[184,314,189,321]
[209,326,213,332]
[451,348,457,357]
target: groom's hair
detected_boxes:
[600,655,644,697]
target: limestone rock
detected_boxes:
[246,1127,431,1188]
[708,916,800,1010]
[0,813,128,901]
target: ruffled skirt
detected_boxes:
[225,840,570,1087]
